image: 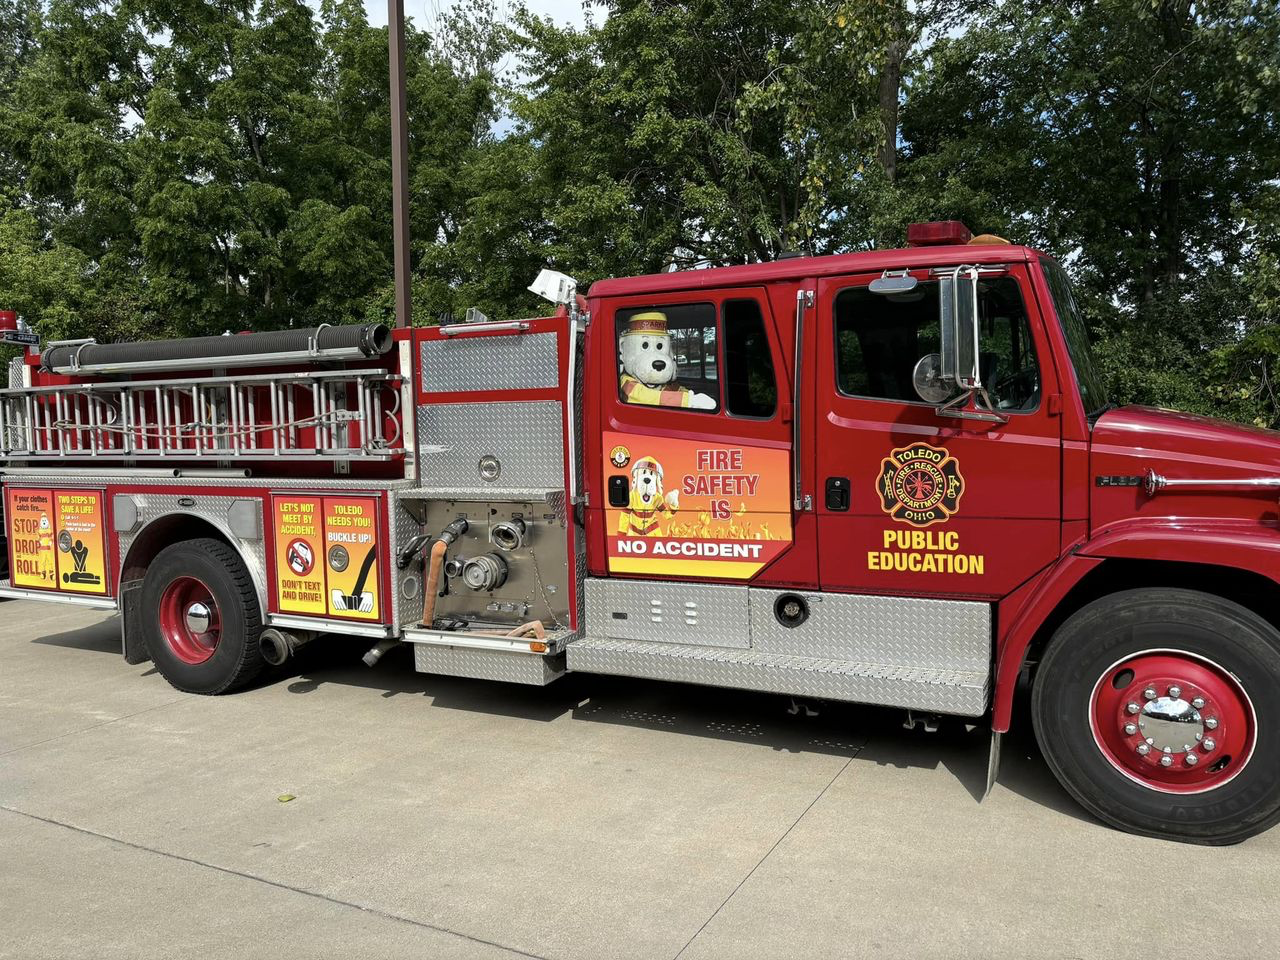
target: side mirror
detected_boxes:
[939,266,980,388]
[931,266,1007,423]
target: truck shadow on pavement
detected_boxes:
[27,618,1096,828]
[283,641,1098,828]
[30,615,121,654]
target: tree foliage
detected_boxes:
[1,0,1278,425]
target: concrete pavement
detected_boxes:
[1,601,1276,959]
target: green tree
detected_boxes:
[899,0,1280,419]
[506,0,898,283]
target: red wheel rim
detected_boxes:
[158,576,221,665]
[1089,649,1256,794]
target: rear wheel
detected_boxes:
[1032,588,1280,844]
[141,538,264,694]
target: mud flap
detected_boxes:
[983,730,1002,801]
[119,580,149,665]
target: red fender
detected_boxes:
[992,518,1280,732]
[1080,517,1280,571]
[992,552,1100,731]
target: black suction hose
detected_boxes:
[41,323,392,373]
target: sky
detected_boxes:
[359,0,589,29]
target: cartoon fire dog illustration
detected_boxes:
[36,512,56,584]
[618,456,680,536]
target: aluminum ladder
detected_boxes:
[0,367,405,462]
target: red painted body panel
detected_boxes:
[1091,406,1280,532]
[811,263,1062,600]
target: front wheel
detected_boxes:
[141,538,265,694]
[1032,588,1280,844]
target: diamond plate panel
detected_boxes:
[420,333,559,394]
[584,577,750,649]
[566,637,988,716]
[114,493,267,610]
[571,520,587,637]
[387,491,425,630]
[414,644,566,685]
[748,589,990,673]
[417,401,564,491]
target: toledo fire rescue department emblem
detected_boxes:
[877,442,964,527]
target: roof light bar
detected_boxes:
[907,221,973,247]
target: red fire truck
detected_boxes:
[3,221,1278,845]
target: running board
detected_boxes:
[565,637,989,716]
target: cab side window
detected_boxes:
[723,299,777,418]
[834,277,1040,412]
[617,303,719,412]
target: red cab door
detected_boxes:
[813,263,1063,599]
[586,286,816,585]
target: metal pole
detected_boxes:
[389,0,412,328]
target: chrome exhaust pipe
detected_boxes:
[362,638,400,667]
[259,627,312,666]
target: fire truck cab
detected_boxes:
[4,222,1279,845]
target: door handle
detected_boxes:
[825,477,850,511]
[607,475,630,507]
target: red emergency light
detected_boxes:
[906,221,973,247]
[0,310,17,332]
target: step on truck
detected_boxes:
[3,220,1280,845]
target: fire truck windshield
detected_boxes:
[1040,258,1112,418]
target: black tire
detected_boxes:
[1032,588,1280,844]
[140,538,265,695]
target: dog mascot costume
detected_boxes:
[618,456,680,536]
[618,311,716,409]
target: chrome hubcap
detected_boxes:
[184,601,212,635]
[1138,695,1204,754]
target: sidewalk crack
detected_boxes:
[0,697,189,759]
[672,755,855,960]
[0,805,551,960]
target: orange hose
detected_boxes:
[419,539,448,627]
[505,620,547,641]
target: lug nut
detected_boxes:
[1126,702,1141,714]
[1192,696,1205,709]
[1160,755,1173,767]
[1168,685,1182,698]
[1186,753,1199,766]
[1202,738,1216,752]
[1137,744,1151,756]
[1205,717,1218,730]
[1143,687,1158,700]
[1124,723,1137,735]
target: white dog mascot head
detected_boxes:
[618,311,716,410]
